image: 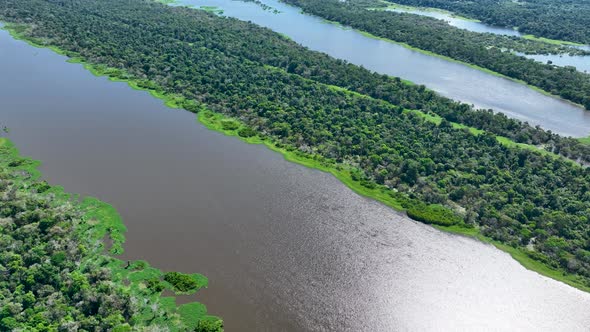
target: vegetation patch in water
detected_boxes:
[384,0,590,45]
[283,0,590,110]
[0,137,223,330]
[200,6,224,15]
[371,0,480,22]
[3,0,590,297]
[237,0,281,13]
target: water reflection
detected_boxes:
[2,14,590,332]
[175,0,590,137]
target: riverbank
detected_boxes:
[371,0,480,22]
[196,109,590,294]
[380,1,587,47]
[0,137,222,330]
[311,14,587,112]
[163,0,584,105]
[3,14,589,297]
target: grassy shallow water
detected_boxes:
[0,137,222,330]
[379,1,587,47]
[3,19,590,297]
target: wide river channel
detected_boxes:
[174,0,590,138]
[2,5,590,332]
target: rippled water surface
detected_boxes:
[2,25,590,331]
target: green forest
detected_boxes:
[0,138,223,330]
[386,0,590,44]
[282,0,590,111]
[2,0,590,328]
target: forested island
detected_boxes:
[385,0,590,45]
[2,0,590,328]
[0,137,223,330]
[281,0,590,111]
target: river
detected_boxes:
[172,0,590,138]
[382,2,590,73]
[523,53,590,73]
[2,22,590,332]
[384,5,522,36]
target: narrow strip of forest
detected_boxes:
[2,0,590,294]
[281,0,590,111]
[385,0,590,45]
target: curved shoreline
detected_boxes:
[305,11,588,114]
[166,0,589,119]
[0,137,222,330]
[372,1,481,22]
[4,19,590,296]
[381,1,588,46]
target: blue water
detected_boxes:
[173,0,590,137]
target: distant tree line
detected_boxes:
[1,0,590,295]
[386,0,590,44]
[0,142,222,331]
[283,0,590,111]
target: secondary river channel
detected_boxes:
[1,7,590,332]
[383,2,590,73]
[174,0,590,138]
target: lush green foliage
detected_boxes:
[0,138,222,330]
[6,0,590,162]
[386,0,590,44]
[239,0,280,13]
[370,1,589,54]
[163,272,207,293]
[283,0,590,111]
[2,0,590,291]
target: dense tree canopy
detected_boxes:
[1,0,590,301]
[387,0,590,44]
[283,0,590,111]
[0,138,222,330]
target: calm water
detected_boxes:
[2,25,590,331]
[385,6,521,36]
[175,0,590,137]
[523,53,590,73]
[385,4,590,73]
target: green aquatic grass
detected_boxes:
[375,1,586,46]
[310,8,585,107]
[80,197,127,254]
[178,302,208,328]
[523,34,586,47]
[199,6,224,14]
[4,20,590,295]
[197,110,407,211]
[0,137,221,330]
[199,109,590,292]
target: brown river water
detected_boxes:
[1,19,590,332]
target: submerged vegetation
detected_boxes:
[282,0,590,111]
[0,138,222,330]
[2,0,590,301]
